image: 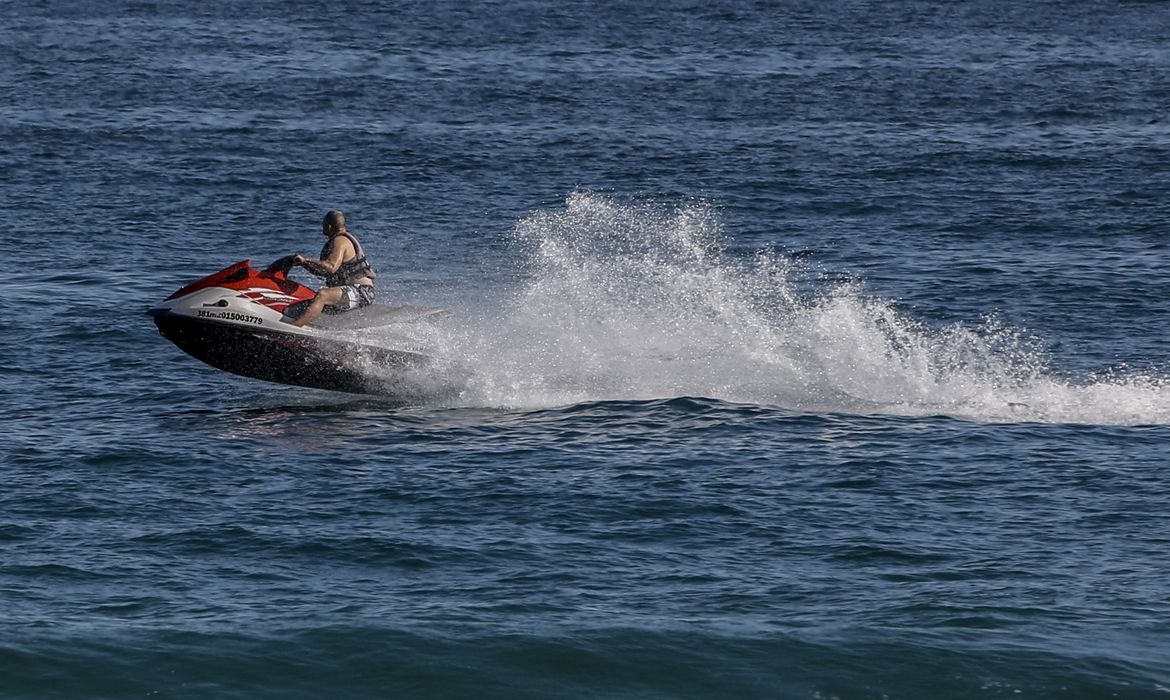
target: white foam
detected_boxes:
[379,193,1170,425]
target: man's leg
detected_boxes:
[290,286,345,327]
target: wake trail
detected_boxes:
[371,193,1170,426]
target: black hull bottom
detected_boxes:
[154,314,427,395]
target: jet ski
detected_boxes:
[149,258,443,394]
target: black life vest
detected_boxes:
[320,231,377,287]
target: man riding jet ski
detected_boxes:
[149,212,444,395]
[285,209,378,327]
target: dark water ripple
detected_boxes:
[5,400,1170,693]
[2,629,1167,700]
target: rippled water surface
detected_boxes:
[2,1,1169,698]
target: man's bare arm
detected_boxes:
[296,237,354,276]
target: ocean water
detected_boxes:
[2,1,1170,697]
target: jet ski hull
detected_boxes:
[153,312,425,395]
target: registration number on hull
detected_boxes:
[196,309,263,325]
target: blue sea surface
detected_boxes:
[2,1,1170,698]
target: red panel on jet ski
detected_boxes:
[165,260,315,304]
